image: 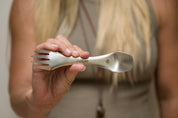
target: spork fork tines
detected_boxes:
[32,50,133,73]
[32,50,90,70]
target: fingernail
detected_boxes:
[66,48,71,54]
[51,44,58,49]
[73,50,79,56]
[81,66,86,72]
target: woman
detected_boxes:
[9,0,178,118]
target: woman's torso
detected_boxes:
[49,0,160,117]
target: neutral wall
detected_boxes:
[0,0,19,117]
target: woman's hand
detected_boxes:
[25,35,89,117]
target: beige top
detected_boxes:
[49,0,160,118]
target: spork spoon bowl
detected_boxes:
[32,50,133,73]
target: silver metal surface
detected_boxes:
[32,50,133,73]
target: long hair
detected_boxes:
[35,0,79,44]
[35,0,156,82]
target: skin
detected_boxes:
[9,0,178,118]
[152,0,178,118]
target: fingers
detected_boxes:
[56,35,73,51]
[54,63,86,95]
[73,45,90,59]
[36,38,72,57]
[35,35,90,58]
[62,63,86,87]
[56,35,89,58]
[67,63,86,75]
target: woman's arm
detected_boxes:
[9,0,89,118]
[152,0,178,118]
[9,0,36,116]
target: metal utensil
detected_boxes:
[32,50,133,73]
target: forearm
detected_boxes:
[159,97,178,118]
[10,87,50,118]
[157,71,178,118]
[10,86,31,117]
[158,74,178,118]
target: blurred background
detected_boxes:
[0,0,18,117]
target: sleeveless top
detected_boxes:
[48,0,160,118]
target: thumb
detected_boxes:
[64,63,86,85]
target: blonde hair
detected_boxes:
[35,0,155,82]
[35,0,79,44]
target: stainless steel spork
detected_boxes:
[32,50,133,73]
